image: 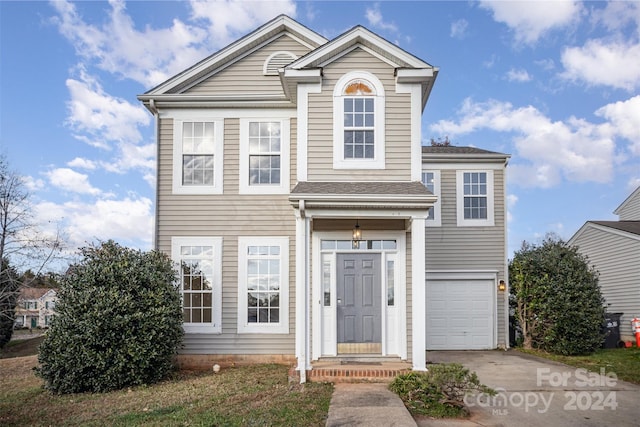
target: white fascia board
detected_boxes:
[614,186,640,215]
[421,161,507,170]
[395,68,434,83]
[302,207,428,219]
[570,222,640,245]
[145,16,326,96]
[289,26,431,70]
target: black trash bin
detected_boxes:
[602,312,624,349]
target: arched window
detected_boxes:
[333,71,385,169]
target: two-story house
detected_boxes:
[569,186,640,342]
[14,288,57,329]
[138,15,509,380]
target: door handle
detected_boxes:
[337,299,342,305]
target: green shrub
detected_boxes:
[510,235,605,355]
[35,241,184,394]
[0,259,19,349]
[389,363,495,418]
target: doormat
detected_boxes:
[340,361,382,365]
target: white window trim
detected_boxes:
[333,71,385,169]
[456,170,495,227]
[422,170,442,227]
[172,119,224,195]
[237,236,289,334]
[171,236,223,334]
[239,118,290,195]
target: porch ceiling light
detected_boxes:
[352,220,362,249]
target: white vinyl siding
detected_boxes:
[571,224,640,338]
[238,237,289,334]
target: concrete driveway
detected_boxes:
[419,350,640,427]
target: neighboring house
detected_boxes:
[138,15,510,378]
[14,288,58,329]
[569,187,640,342]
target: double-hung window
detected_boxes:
[172,119,224,194]
[239,119,290,194]
[333,71,385,169]
[421,170,441,226]
[171,237,222,333]
[456,170,494,226]
[237,237,289,334]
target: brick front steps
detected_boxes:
[289,358,412,383]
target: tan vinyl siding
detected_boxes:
[157,117,297,354]
[573,226,640,338]
[184,35,311,96]
[425,167,508,346]
[307,47,412,181]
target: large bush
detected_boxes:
[36,241,184,393]
[509,235,605,355]
[0,258,19,348]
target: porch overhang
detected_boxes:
[289,181,436,213]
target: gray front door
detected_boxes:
[337,253,382,354]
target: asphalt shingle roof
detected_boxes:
[290,181,432,196]
[421,146,506,155]
[589,221,640,236]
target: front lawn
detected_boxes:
[517,347,640,385]
[0,353,333,426]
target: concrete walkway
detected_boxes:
[325,350,640,427]
[419,350,640,427]
[325,382,417,427]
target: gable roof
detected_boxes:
[613,186,640,216]
[18,287,57,300]
[589,221,640,236]
[139,15,327,99]
[569,220,640,245]
[283,24,438,110]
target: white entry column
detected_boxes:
[411,215,427,370]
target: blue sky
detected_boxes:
[1,1,639,269]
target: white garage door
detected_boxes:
[426,279,494,350]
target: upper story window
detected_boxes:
[456,170,494,227]
[239,118,290,194]
[333,71,385,169]
[422,170,441,227]
[173,119,224,195]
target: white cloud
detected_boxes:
[506,68,532,82]
[67,157,97,170]
[450,19,468,39]
[430,98,616,188]
[24,176,46,192]
[66,68,150,148]
[365,3,398,33]
[596,95,640,155]
[46,168,101,195]
[101,142,156,175]
[50,0,210,87]
[590,1,640,35]
[479,0,582,44]
[34,196,153,251]
[189,0,297,47]
[560,40,640,91]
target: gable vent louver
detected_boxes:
[263,51,297,76]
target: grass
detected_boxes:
[516,346,640,385]
[0,335,45,359]
[0,337,333,427]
